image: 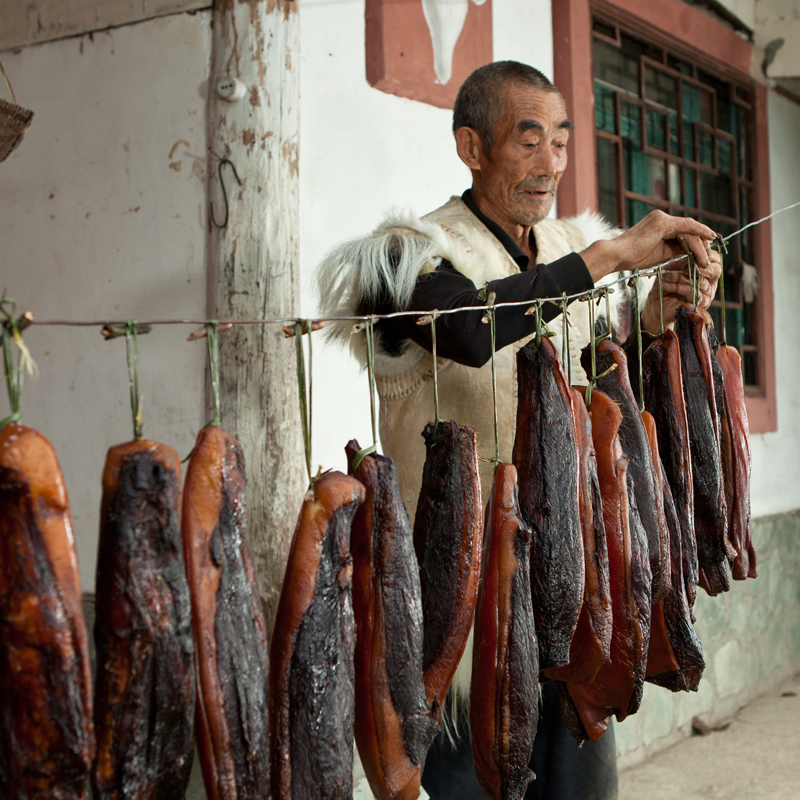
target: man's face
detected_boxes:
[476,86,571,227]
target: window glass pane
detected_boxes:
[669,111,679,154]
[668,56,693,75]
[645,65,677,109]
[593,19,616,38]
[743,297,757,342]
[624,140,666,200]
[597,137,620,226]
[718,139,732,174]
[669,162,681,205]
[684,123,695,161]
[595,81,616,132]
[620,32,663,62]
[626,199,660,225]
[684,167,696,207]
[736,106,751,179]
[726,307,744,349]
[698,129,713,167]
[620,100,640,141]
[683,83,701,123]
[594,39,639,94]
[743,349,758,387]
[699,88,714,125]
[646,109,667,150]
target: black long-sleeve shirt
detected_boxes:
[368,191,653,386]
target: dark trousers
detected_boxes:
[421,682,618,800]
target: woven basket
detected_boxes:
[0,61,33,163]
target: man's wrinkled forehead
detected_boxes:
[497,86,572,133]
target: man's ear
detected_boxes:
[455,127,485,171]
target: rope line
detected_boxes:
[18,199,800,331]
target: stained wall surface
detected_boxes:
[0,12,212,588]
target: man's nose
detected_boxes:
[533,145,563,177]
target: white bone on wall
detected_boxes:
[422,0,487,85]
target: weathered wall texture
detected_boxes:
[616,510,800,769]
[0,12,212,588]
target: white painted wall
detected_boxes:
[749,89,800,516]
[299,0,554,476]
[0,12,212,589]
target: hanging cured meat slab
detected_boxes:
[584,339,671,605]
[471,463,538,800]
[346,441,438,800]
[543,387,612,687]
[716,345,756,580]
[0,423,95,800]
[513,336,584,672]
[642,414,705,693]
[642,330,699,605]
[269,471,365,800]
[566,389,652,742]
[674,305,729,596]
[182,425,270,800]
[93,439,196,800]
[413,420,483,711]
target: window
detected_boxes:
[591,17,762,390]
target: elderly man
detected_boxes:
[319,61,720,799]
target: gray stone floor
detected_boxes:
[618,673,800,800]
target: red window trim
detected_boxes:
[553,0,777,433]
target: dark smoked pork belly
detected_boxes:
[413,420,483,711]
[0,423,94,800]
[585,339,671,605]
[269,471,365,800]
[346,441,438,800]
[471,463,538,800]
[513,336,583,672]
[182,425,270,800]
[93,439,195,800]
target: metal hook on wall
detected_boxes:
[209,157,242,229]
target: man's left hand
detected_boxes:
[640,247,722,335]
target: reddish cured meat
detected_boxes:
[0,423,94,800]
[585,339,671,604]
[182,426,269,800]
[346,442,438,800]
[471,463,538,800]
[642,330,699,604]
[413,420,482,710]
[674,305,729,594]
[642,414,704,693]
[513,337,584,671]
[269,472,365,800]
[566,390,652,742]
[716,345,756,579]
[93,439,195,800]
[544,388,611,686]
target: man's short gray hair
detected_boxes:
[453,61,560,155]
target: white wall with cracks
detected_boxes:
[0,11,212,588]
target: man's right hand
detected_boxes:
[580,210,716,283]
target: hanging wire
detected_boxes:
[125,321,143,440]
[657,265,665,336]
[603,285,612,342]
[487,293,500,464]
[294,319,315,484]
[631,273,644,412]
[430,311,443,438]
[206,320,222,427]
[561,292,571,385]
[585,291,598,408]
[713,234,730,346]
[351,315,378,472]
